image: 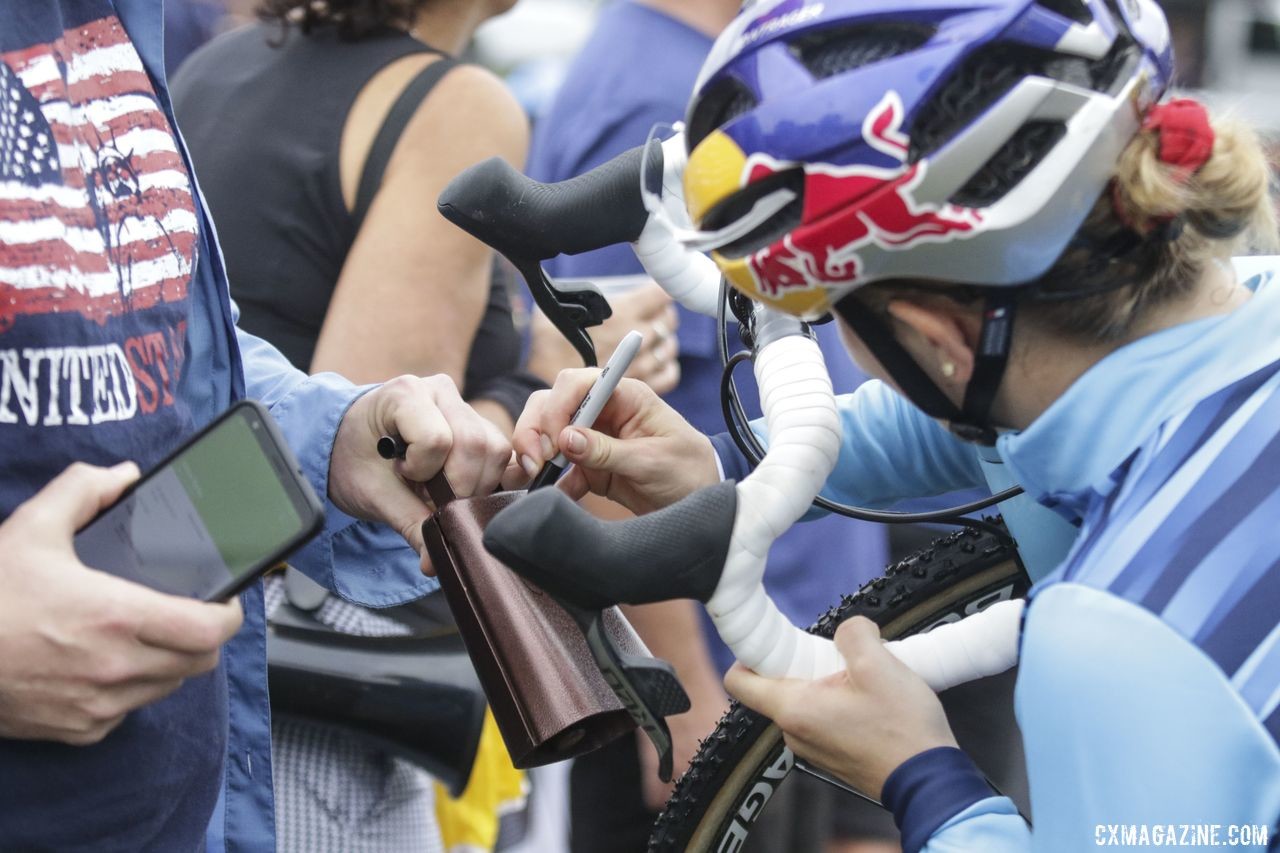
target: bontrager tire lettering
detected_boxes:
[649,521,1029,852]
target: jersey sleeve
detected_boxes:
[881,747,1030,853]
[236,325,436,607]
[713,379,986,507]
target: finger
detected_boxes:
[512,371,601,466]
[393,395,455,484]
[22,461,141,534]
[723,662,796,719]
[629,341,677,389]
[101,641,221,682]
[93,676,188,721]
[372,484,433,556]
[833,616,884,667]
[536,369,603,437]
[501,450,530,491]
[511,391,550,475]
[558,426,637,479]
[620,283,672,320]
[432,395,511,498]
[58,714,129,747]
[663,303,679,331]
[131,587,244,654]
[555,466,592,502]
[474,422,512,497]
[650,360,681,396]
[421,551,436,577]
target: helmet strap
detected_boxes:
[834,291,1019,447]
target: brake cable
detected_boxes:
[714,279,1022,540]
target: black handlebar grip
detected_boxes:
[437,142,664,262]
[483,481,737,610]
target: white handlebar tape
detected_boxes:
[707,333,845,679]
[883,599,1024,691]
[631,135,723,318]
[700,325,1026,687]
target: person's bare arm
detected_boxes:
[311,60,529,385]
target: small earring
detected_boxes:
[941,362,957,379]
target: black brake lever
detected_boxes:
[510,258,611,368]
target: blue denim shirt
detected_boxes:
[123,6,436,850]
[0,2,431,849]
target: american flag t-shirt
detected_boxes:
[0,5,226,849]
[0,4,200,508]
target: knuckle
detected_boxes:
[425,373,458,396]
[91,657,133,687]
[419,429,453,457]
[96,600,137,637]
[192,648,222,674]
[191,619,227,653]
[64,725,110,746]
[840,616,879,641]
[381,374,418,398]
[65,461,95,481]
[80,695,123,726]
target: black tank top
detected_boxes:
[171,23,533,414]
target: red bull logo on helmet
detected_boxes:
[741,92,984,302]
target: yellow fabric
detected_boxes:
[434,710,527,853]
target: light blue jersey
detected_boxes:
[714,259,1280,851]
[887,260,1280,852]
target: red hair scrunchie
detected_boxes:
[1112,98,1215,233]
[1142,97,1216,181]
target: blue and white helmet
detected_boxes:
[681,0,1175,319]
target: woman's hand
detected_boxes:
[527,282,681,395]
[329,374,512,568]
[503,369,718,515]
[725,616,958,800]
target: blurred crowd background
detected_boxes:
[171,0,1280,145]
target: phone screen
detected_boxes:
[74,406,318,600]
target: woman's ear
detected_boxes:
[885,297,981,397]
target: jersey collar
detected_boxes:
[997,258,1280,523]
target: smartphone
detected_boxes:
[73,400,325,602]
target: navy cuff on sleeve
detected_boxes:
[881,747,996,853]
[710,431,753,482]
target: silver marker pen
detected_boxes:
[529,329,645,491]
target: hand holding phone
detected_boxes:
[73,401,324,602]
[0,462,242,745]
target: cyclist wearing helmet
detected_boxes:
[508,0,1280,848]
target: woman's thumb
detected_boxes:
[559,426,627,474]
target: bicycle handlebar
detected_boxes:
[483,481,737,610]
[438,143,663,262]
[461,138,1023,704]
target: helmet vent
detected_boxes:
[706,169,805,260]
[789,24,934,80]
[686,76,758,152]
[952,120,1067,208]
[1090,32,1138,93]
[910,36,1134,165]
[1036,0,1091,24]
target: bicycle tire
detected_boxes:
[649,519,1029,852]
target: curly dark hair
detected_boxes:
[257,0,432,41]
